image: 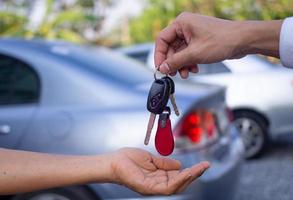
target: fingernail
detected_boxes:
[159,63,170,74]
[191,67,198,73]
[201,161,211,169]
[181,73,189,79]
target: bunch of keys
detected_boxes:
[144,71,180,156]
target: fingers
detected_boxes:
[173,64,198,79]
[151,168,191,195]
[175,161,210,193]
[157,161,209,195]
[159,47,194,74]
[190,64,199,73]
[155,21,198,78]
[189,161,210,177]
[179,68,189,79]
[152,156,181,171]
[158,167,193,195]
[169,71,177,76]
[154,24,178,67]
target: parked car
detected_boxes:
[117,42,154,64]
[0,38,243,200]
[117,43,293,159]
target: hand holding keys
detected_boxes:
[145,71,180,156]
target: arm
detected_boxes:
[239,20,281,58]
[0,148,112,194]
[154,12,284,78]
[0,148,209,195]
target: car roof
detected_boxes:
[0,38,224,99]
[115,42,154,55]
[0,38,155,85]
[222,55,277,73]
[0,37,74,51]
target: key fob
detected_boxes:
[147,79,170,114]
[162,76,175,94]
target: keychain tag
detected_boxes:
[155,107,174,156]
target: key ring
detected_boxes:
[154,68,159,80]
[154,68,168,80]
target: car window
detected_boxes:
[127,52,149,64]
[198,62,231,75]
[0,54,40,105]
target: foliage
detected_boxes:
[0,12,27,36]
[129,0,293,44]
[0,0,111,43]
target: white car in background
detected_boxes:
[117,43,293,159]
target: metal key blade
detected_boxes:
[144,113,157,145]
[170,94,180,116]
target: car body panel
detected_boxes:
[194,66,293,138]
[0,104,37,148]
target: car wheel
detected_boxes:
[233,111,268,159]
[12,186,97,200]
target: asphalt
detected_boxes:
[234,138,293,200]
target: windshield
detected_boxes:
[50,43,153,85]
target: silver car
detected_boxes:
[0,38,243,200]
[190,56,293,159]
[118,43,293,159]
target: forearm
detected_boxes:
[236,20,283,58]
[0,148,112,195]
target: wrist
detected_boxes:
[89,154,116,183]
[237,20,283,57]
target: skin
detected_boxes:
[154,12,283,78]
[0,147,210,196]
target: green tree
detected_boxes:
[129,0,293,44]
[0,0,112,43]
[0,12,27,36]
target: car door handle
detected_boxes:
[0,125,11,134]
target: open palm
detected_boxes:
[111,148,210,195]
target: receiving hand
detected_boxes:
[109,148,210,195]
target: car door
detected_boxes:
[0,53,40,148]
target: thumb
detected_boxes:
[158,47,194,74]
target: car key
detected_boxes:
[155,106,174,156]
[145,78,170,145]
[163,76,180,116]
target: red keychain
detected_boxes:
[155,107,174,156]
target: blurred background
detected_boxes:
[1,0,293,46]
[1,0,293,200]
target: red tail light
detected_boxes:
[182,112,202,143]
[174,110,218,146]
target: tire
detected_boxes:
[12,186,97,200]
[233,111,269,159]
